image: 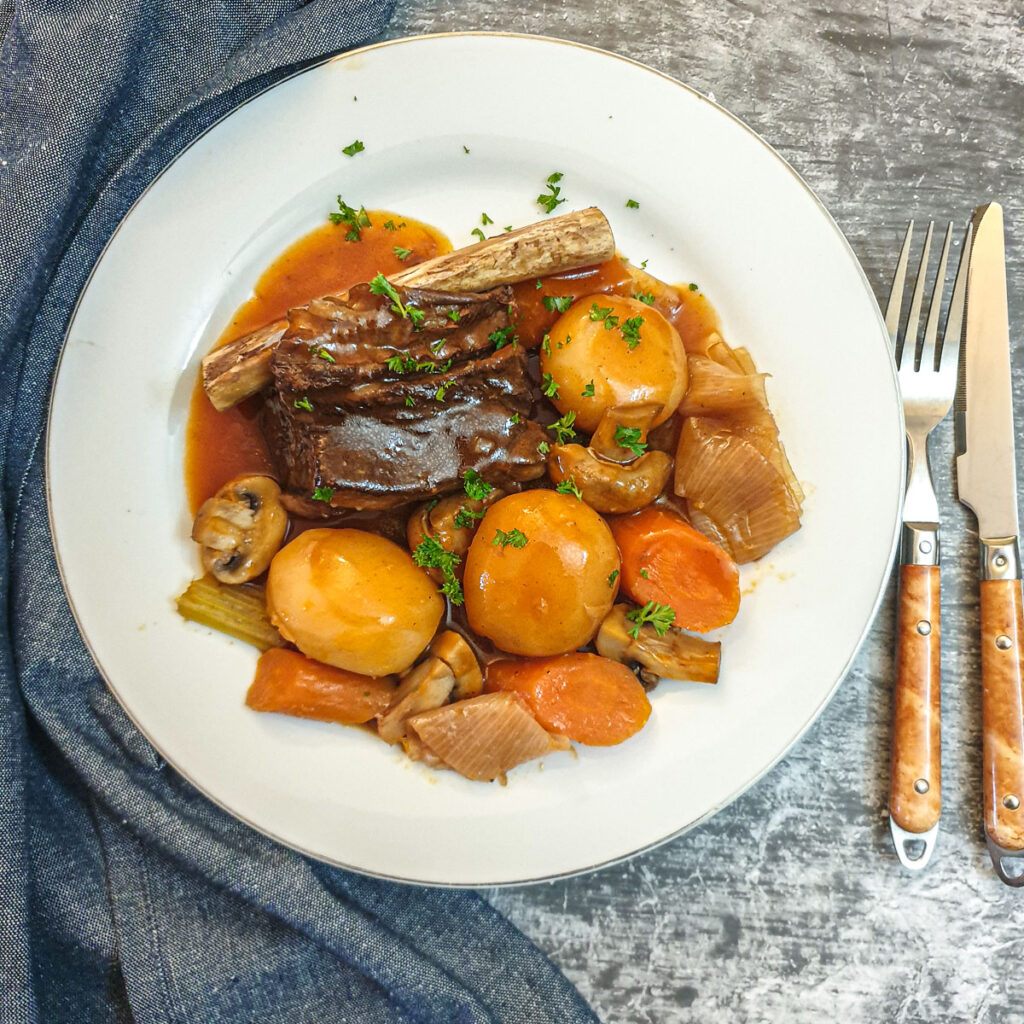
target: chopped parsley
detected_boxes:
[543,294,574,313]
[640,568,650,579]
[293,396,313,412]
[614,425,647,457]
[625,198,640,209]
[408,307,425,330]
[537,440,550,456]
[329,196,372,241]
[581,380,595,398]
[383,220,397,231]
[471,227,486,242]
[481,212,493,225]
[393,245,412,260]
[510,412,520,424]
[405,396,415,407]
[547,411,577,444]
[535,280,543,290]
[386,354,439,375]
[607,569,620,588]
[689,282,699,291]
[453,506,487,529]
[434,380,454,402]
[589,302,619,330]
[315,347,335,363]
[342,139,365,156]
[412,536,464,605]
[492,528,529,549]
[541,373,560,398]
[537,171,566,214]
[626,601,676,639]
[312,485,335,502]
[488,325,518,350]
[370,273,410,318]
[556,477,583,502]
[462,469,493,502]
[634,292,656,306]
[640,259,649,270]
[541,334,552,356]
[463,145,470,154]
[620,315,644,349]
[446,309,461,323]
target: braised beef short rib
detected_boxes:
[262,282,546,515]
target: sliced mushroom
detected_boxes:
[429,630,484,700]
[596,604,721,685]
[406,489,504,579]
[547,444,671,514]
[191,475,288,584]
[376,656,455,744]
[589,403,663,465]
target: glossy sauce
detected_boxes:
[186,214,449,513]
[185,214,719,519]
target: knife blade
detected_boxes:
[954,202,1024,885]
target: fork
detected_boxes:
[885,219,971,870]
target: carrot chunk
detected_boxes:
[485,653,651,746]
[246,648,395,724]
[609,505,739,633]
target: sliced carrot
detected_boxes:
[246,648,395,725]
[484,653,650,746]
[609,505,740,633]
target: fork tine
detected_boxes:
[903,221,934,369]
[938,219,973,382]
[885,221,914,352]
[920,222,952,371]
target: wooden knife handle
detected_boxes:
[980,577,1024,852]
[889,564,941,833]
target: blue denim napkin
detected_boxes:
[0,4,599,1020]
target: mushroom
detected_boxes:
[429,629,484,700]
[376,656,455,744]
[191,475,288,584]
[406,488,505,578]
[589,403,663,465]
[595,604,721,685]
[547,444,671,514]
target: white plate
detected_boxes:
[48,33,902,886]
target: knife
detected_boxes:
[954,202,1024,886]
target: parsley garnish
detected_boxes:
[315,347,335,363]
[370,273,411,318]
[492,528,528,549]
[607,569,620,588]
[407,307,425,330]
[537,440,551,456]
[329,196,371,240]
[541,373,559,398]
[581,380,595,397]
[383,220,397,231]
[640,259,649,270]
[342,140,365,157]
[625,198,639,209]
[589,302,619,329]
[294,396,313,412]
[547,411,576,444]
[556,477,583,502]
[412,536,464,605]
[481,212,493,225]
[462,469,493,502]
[386,354,438,375]
[489,325,518,350]
[453,506,486,529]
[543,295,574,313]
[541,334,552,356]
[504,225,513,232]
[393,246,412,260]
[435,380,454,402]
[405,396,414,407]
[535,280,543,290]
[634,292,656,306]
[537,172,566,214]
[689,282,699,291]
[626,601,676,639]
[614,425,647,457]
[640,568,650,579]
[312,485,335,502]
[620,315,644,349]
[446,309,461,323]
[463,145,470,154]
[510,412,520,424]
[471,227,486,242]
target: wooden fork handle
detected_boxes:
[980,576,1024,857]
[889,563,942,833]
